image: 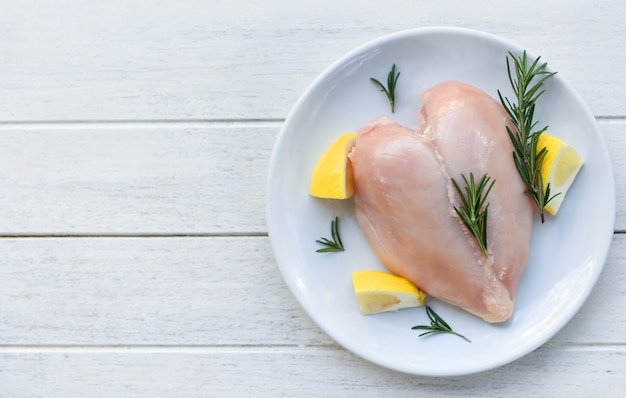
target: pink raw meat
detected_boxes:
[348,81,533,322]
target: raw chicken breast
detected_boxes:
[348,81,533,323]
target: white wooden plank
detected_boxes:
[0,123,278,234]
[0,346,624,397]
[0,0,624,121]
[0,120,622,234]
[0,235,623,346]
[0,236,329,346]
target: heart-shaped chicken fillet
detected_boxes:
[348,81,533,323]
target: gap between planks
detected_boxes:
[0,119,284,130]
[0,115,623,129]
[0,230,619,236]
[0,343,624,354]
[0,232,269,239]
[1,231,621,238]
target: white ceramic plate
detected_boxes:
[266,27,615,376]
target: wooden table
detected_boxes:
[1,1,624,396]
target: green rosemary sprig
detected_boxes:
[451,172,495,257]
[497,50,558,223]
[412,305,471,343]
[315,216,345,253]
[371,64,400,113]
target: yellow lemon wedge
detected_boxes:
[537,133,583,216]
[352,270,426,315]
[309,132,357,199]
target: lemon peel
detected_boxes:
[352,270,426,315]
[309,132,357,199]
[538,133,583,216]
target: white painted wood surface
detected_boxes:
[0,1,624,396]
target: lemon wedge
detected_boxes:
[352,270,426,315]
[309,132,357,199]
[537,133,583,216]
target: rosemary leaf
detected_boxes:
[315,216,345,253]
[371,64,400,112]
[451,172,495,257]
[497,50,558,223]
[412,306,471,343]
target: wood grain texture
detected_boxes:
[0,124,279,234]
[1,0,625,121]
[0,347,624,397]
[0,237,327,346]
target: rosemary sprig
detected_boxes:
[371,64,400,113]
[451,172,495,257]
[315,216,345,253]
[497,50,558,223]
[412,305,471,343]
